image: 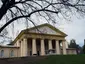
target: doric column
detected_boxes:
[48,39,53,54]
[32,38,37,55]
[20,38,28,57]
[22,38,28,56]
[55,40,60,54]
[48,40,52,50]
[41,39,45,55]
[17,40,21,57]
[62,40,67,54]
[20,40,23,56]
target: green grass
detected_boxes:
[0,55,85,64]
[36,55,85,64]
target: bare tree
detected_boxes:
[0,0,85,33]
[0,26,12,44]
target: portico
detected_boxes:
[19,32,67,56]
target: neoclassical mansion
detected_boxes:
[0,23,76,58]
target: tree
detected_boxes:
[0,0,85,34]
[82,39,85,54]
[82,44,85,54]
[0,24,12,44]
[69,39,81,54]
[69,39,77,48]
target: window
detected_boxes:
[10,50,14,57]
[1,50,4,57]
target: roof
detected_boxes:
[0,45,19,48]
[24,23,67,36]
[10,23,67,45]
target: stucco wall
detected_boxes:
[66,49,77,54]
[0,47,19,58]
[60,49,77,55]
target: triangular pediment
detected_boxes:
[27,23,67,36]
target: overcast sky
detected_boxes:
[58,17,85,46]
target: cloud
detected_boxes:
[59,19,85,46]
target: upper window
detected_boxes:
[1,50,4,57]
[10,50,14,57]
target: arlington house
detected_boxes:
[0,23,77,58]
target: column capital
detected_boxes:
[23,38,27,40]
[24,37,27,39]
[48,39,53,41]
[40,38,44,40]
[62,40,66,42]
[32,37,35,39]
[55,40,58,42]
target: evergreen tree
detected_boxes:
[69,39,81,54]
[82,39,85,54]
[69,39,77,48]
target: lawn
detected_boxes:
[0,55,85,64]
[36,55,85,64]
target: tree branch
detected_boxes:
[0,9,59,33]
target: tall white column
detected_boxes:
[22,38,28,56]
[17,40,21,57]
[56,40,60,54]
[20,38,28,57]
[32,38,37,55]
[20,40,23,56]
[62,40,67,54]
[41,39,45,55]
[48,39,53,54]
[48,40,52,50]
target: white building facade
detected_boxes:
[0,23,77,58]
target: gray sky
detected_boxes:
[59,17,85,46]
